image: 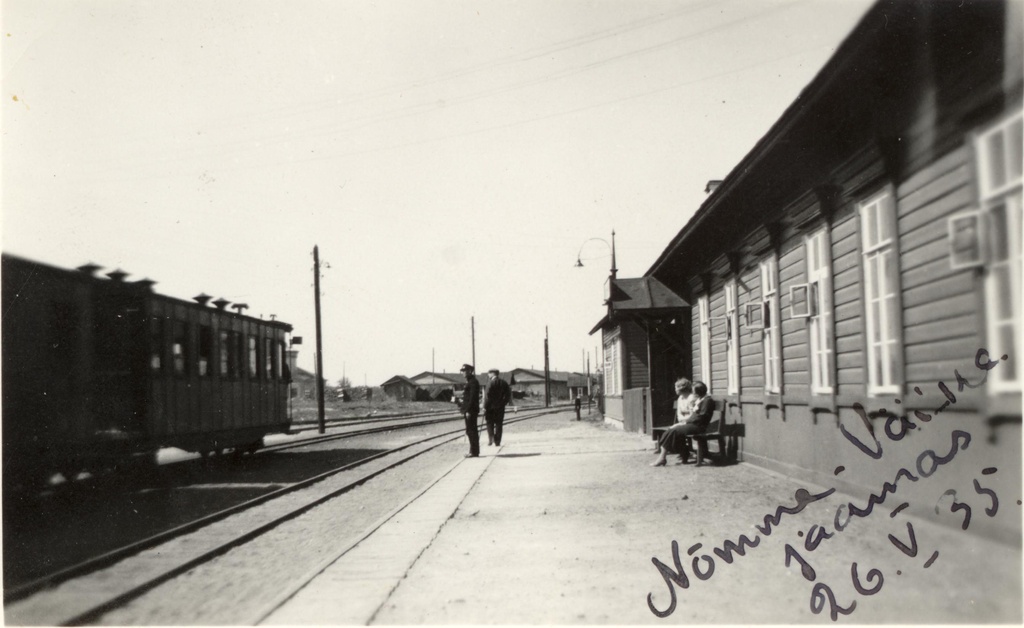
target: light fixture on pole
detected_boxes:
[574,230,617,279]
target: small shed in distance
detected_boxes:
[381,375,417,401]
[290,366,320,401]
[509,369,592,401]
[409,371,463,401]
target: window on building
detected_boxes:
[725,280,740,394]
[698,295,711,387]
[760,257,782,393]
[977,110,1023,391]
[806,227,835,393]
[265,337,274,379]
[603,331,622,396]
[859,187,903,394]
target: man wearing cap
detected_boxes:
[484,369,512,446]
[459,364,481,457]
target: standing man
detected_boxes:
[484,369,512,446]
[459,363,481,458]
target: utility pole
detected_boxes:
[544,326,550,408]
[313,245,326,435]
[471,316,476,371]
[587,352,592,414]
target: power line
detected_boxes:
[73,36,834,187]
[69,0,813,181]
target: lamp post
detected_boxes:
[574,230,617,278]
[576,231,617,421]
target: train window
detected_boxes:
[172,321,188,376]
[150,317,164,372]
[264,337,273,379]
[219,331,230,377]
[198,325,213,377]
[234,332,245,378]
[50,302,80,365]
[248,335,258,378]
[277,340,286,380]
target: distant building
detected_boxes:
[290,366,321,401]
[381,375,418,401]
[508,369,594,401]
[409,371,463,401]
[567,372,597,400]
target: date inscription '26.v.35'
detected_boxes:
[647,349,1010,621]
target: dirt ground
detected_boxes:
[374,412,1022,624]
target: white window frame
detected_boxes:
[806,227,835,394]
[760,256,783,394]
[725,280,740,394]
[859,187,903,395]
[976,109,1023,393]
[698,295,712,387]
[603,329,623,396]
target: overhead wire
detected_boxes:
[67,0,817,184]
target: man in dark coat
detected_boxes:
[483,368,512,446]
[459,363,481,457]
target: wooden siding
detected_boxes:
[620,321,649,390]
[641,1,1019,543]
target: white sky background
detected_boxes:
[2,0,874,386]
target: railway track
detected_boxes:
[4,408,562,626]
[262,410,469,453]
[264,405,548,453]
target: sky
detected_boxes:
[2,0,875,386]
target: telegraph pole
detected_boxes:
[471,316,476,371]
[587,352,592,414]
[544,326,550,408]
[313,245,326,435]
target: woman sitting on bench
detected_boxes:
[652,381,713,467]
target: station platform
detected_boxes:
[262,410,1021,625]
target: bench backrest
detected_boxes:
[702,399,728,435]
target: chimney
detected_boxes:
[77,263,102,276]
[193,293,212,306]
[705,180,723,194]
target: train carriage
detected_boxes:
[2,254,293,490]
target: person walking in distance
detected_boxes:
[460,364,481,457]
[484,369,512,446]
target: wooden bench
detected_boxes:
[690,405,746,466]
[690,417,726,467]
[652,399,746,466]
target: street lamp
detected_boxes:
[574,230,617,279]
